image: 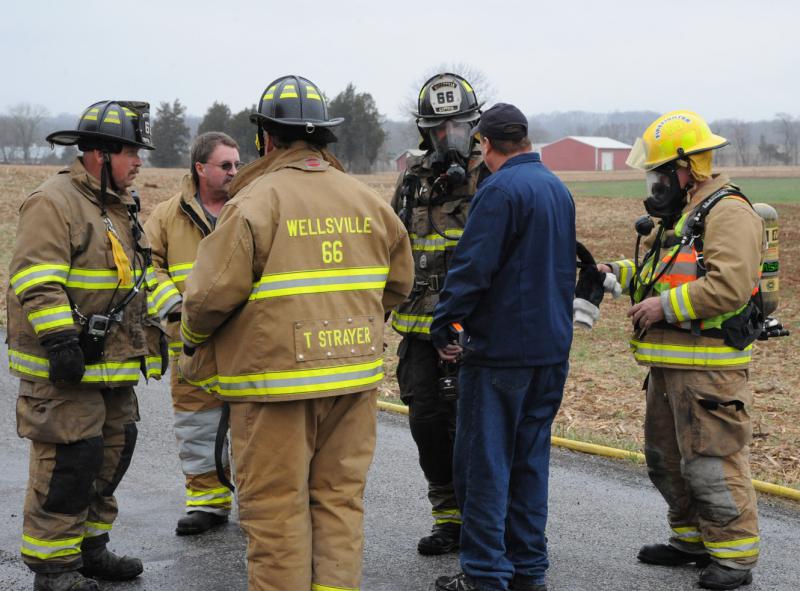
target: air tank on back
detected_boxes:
[753,203,779,317]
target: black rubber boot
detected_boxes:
[418,522,460,555]
[175,511,229,536]
[78,546,143,581]
[699,563,753,590]
[637,543,711,567]
[435,572,478,591]
[33,571,100,591]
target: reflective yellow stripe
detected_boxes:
[21,533,83,560]
[84,520,112,538]
[672,526,702,544]
[280,84,298,99]
[704,536,760,559]
[432,508,462,524]
[250,267,388,300]
[187,358,384,398]
[181,320,210,345]
[9,349,143,383]
[312,584,358,591]
[306,86,322,100]
[11,263,70,294]
[263,85,277,100]
[630,340,752,367]
[168,261,194,283]
[410,231,462,251]
[391,312,432,334]
[169,341,182,356]
[145,355,163,379]
[186,486,233,507]
[27,305,75,334]
[152,278,182,316]
[460,80,474,93]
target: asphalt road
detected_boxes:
[1,345,799,591]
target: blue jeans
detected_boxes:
[454,362,568,591]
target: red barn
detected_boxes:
[540,136,632,171]
[395,149,426,171]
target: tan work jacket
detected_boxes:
[7,158,164,386]
[179,142,414,402]
[144,174,211,356]
[612,174,764,369]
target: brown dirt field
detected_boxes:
[2,164,798,489]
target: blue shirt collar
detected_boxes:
[499,151,540,171]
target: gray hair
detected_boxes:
[190,132,239,186]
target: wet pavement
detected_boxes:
[1,345,799,590]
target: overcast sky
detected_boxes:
[2,0,797,123]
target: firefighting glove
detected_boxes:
[574,241,606,330]
[41,330,85,385]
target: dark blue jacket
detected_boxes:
[430,152,575,366]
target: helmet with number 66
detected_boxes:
[414,73,483,158]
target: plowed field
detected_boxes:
[2,164,798,489]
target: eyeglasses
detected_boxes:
[204,160,243,171]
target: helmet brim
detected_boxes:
[249,113,344,129]
[46,130,155,150]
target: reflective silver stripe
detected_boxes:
[409,231,462,251]
[186,486,233,509]
[188,358,384,398]
[630,341,752,366]
[432,508,462,524]
[144,356,162,379]
[27,305,75,334]
[391,312,432,334]
[21,533,83,560]
[168,262,194,283]
[704,537,760,558]
[11,265,69,294]
[249,268,388,300]
[84,521,112,538]
[9,349,142,383]
[174,407,226,475]
[672,526,702,543]
[169,341,183,356]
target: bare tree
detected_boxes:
[774,112,799,165]
[0,115,14,163]
[400,62,496,121]
[8,103,49,163]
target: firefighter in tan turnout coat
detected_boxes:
[7,101,165,591]
[144,132,240,535]
[179,75,414,591]
[599,111,765,591]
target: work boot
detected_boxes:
[78,546,143,581]
[699,563,753,590]
[175,511,229,536]
[418,522,460,555]
[510,577,548,591]
[33,571,100,591]
[637,543,711,567]
[435,572,478,591]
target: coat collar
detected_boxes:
[69,157,136,207]
[498,151,541,171]
[685,173,731,211]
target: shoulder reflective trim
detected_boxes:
[20,533,83,560]
[84,520,112,539]
[186,486,233,507]
[249,267,389,300]
[188,358,384,398]
[312,583,358,591]
[181,319,210,346]
[391,312,432,334]
[409,231,463,252]
[672,525,702,544]
[11,264,70,295]
[27,305,75,335]
[629,340,752,366]
[8,349,143,383]
[168,261,195,284]
[704,536,760,559]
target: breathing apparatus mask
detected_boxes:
[643,160,691,220]
[425,117,475,189]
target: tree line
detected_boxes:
[2,98,799,171]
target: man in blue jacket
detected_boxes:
[430,103,576,591]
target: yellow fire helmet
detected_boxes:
[627,110,728,171]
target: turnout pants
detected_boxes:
[397,337,460,527]
[16,380,139,574]
[228,389,377,591]
[644,367,760,569]
[171,368,232,514]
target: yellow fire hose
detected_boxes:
[377,400,800,502]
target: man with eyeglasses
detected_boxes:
[144,131,241,536]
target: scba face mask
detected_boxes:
[643,163,689,220]
[429,118,474,163]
